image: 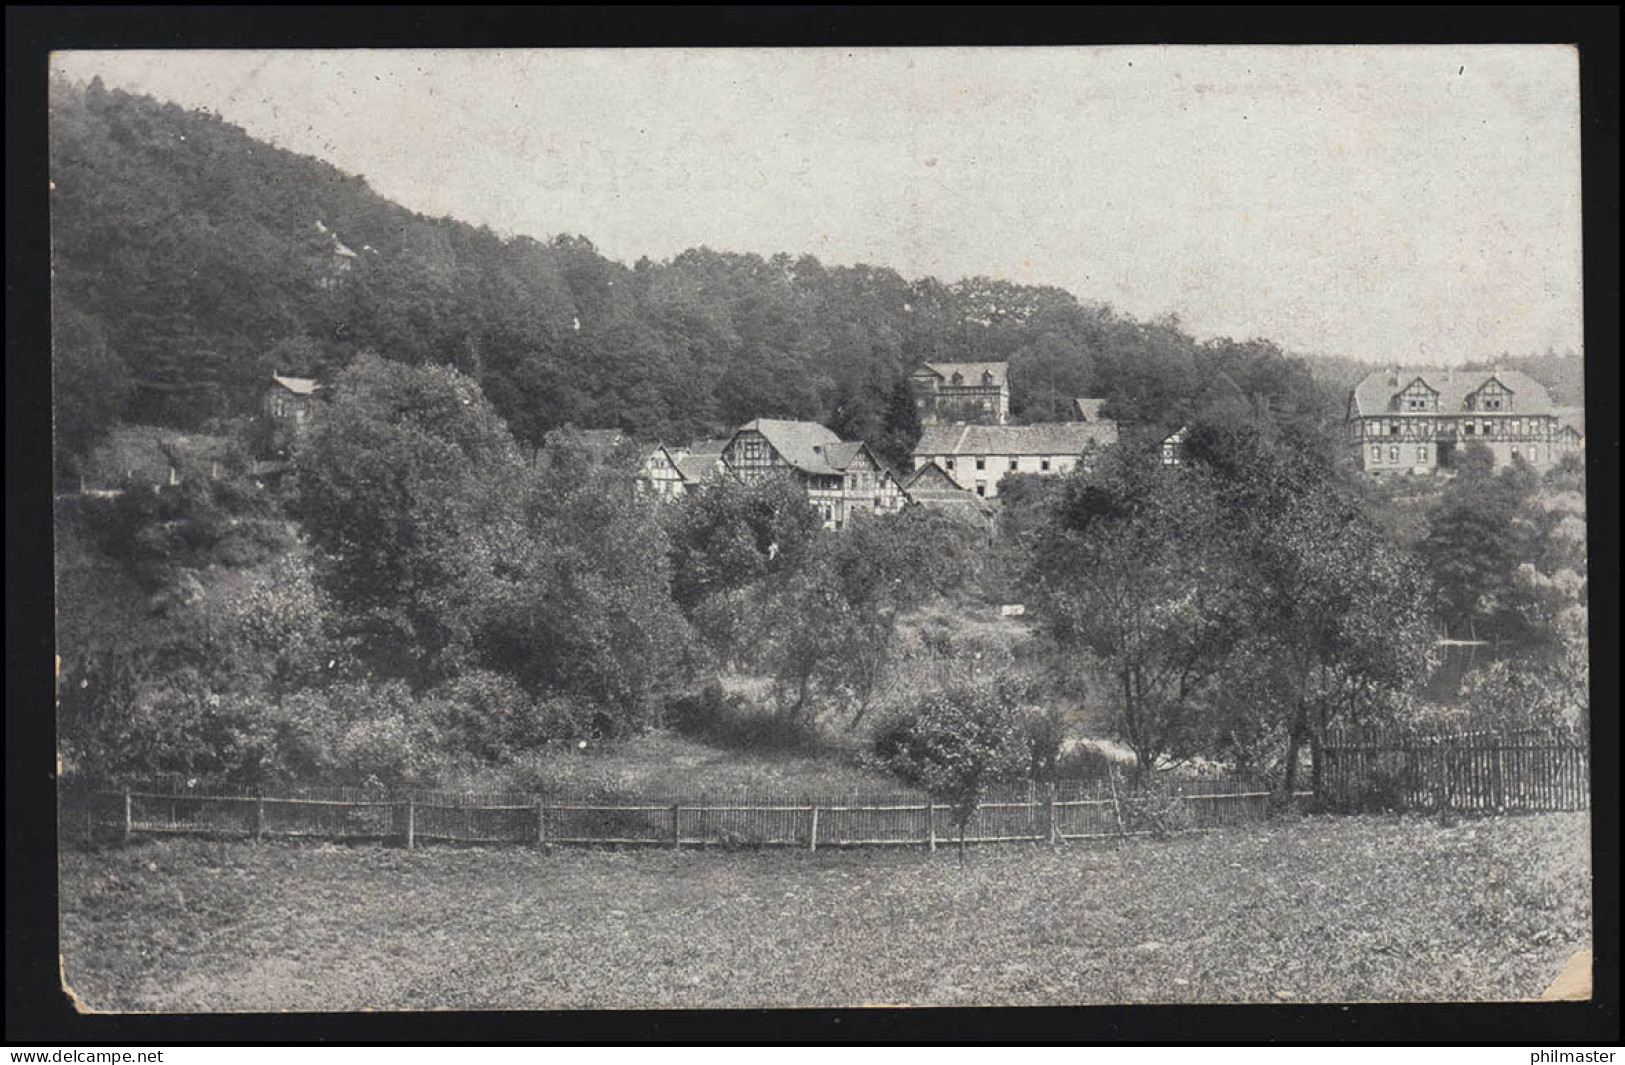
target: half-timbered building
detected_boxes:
[722,418,907,529]
[1348,368,1564,475]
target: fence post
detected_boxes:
[123,790,133,843]
[672,804,682,849]
[808,805,819,852]
[536,801,548,847]
[405,795,416,850]
[255,795,265,842]
[1108,768,1127,842]
[1047,781,1058,846]
[926,799,936,852]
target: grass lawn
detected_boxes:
[59,812,1590,1011]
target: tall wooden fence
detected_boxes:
[1319,727,1589,812]
[59,776,1301,851]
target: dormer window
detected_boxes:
[982,371,995,386]
[951,372,964,385]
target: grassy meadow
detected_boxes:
[60,811,1589,1012]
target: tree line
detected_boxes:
[52,75,1346,481]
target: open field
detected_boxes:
[59,812,1589,1012]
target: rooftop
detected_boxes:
[915,421,1118,457]
[1350,369,1557,418]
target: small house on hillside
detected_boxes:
[265,374,321,455]
[1161,426,1188,467]
[635,443,688,501]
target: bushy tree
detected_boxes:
[1026,451,1242,782]
[293,353,522,683]
[872,671,1031,864]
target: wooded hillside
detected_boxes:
[51,75,1372,473]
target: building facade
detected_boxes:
[723,418,907,529]
[1348,368,1564,475]
[265,374,320,455]
[913,422,1118,499]
[909,361,1010,426]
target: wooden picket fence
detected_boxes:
[1319,727,1589,812]
[58,776,1303,851]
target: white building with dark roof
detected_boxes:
[1347,367,1565,475]
[912,421,1118,499]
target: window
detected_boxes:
[1464,422,1475,436]
[951,372,964,385]
[945,458,955,471]
[1416,446,1427,463]
[975,484,986,497]
[1390,422,1400,436]
[1511,447,1520,462]
[1040,458,1051,472]
[1511,419,1521,437]
[982,371,995,386]
[1528,446,1540,463]
[1389,446,1399,463]
[975,457,986,471]
[1008,459,1018,471]
[1370,446,1382,463]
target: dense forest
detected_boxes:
[50,76,1590,796]
[50,75,1372,474]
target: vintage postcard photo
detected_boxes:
[49,45,1592,1012]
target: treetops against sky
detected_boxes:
[50,46,1583,369]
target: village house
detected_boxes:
[912,421,1118,499]
[671,439,735,493]
[1347,367,1565,475]
[1161,426,1189,467]
[265,373,321,455]
[909,361,1010,426]
[722,418,907,529]
[635,442,689,500]
[899,462,996,530]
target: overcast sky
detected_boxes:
[52,46,1583,365]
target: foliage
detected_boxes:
[293,353,522,683]
[1026,449,1242,780]
[871,671,1031,859]
[51,75,1350,464]
[758,509,962,727]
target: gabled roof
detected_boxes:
[913,361,1009,388]
[1073,397,1110,422]
[1350,369,1556,418]
[914,421,1118,457]
[672,439,732,484]
[901,463,996,518]
[732,418,845,475]
[821,440,887,474]
[271,374,320,396]
[901,462,962,493]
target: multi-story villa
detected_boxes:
[909,361,1010,426]
[1347,368,1565,475]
